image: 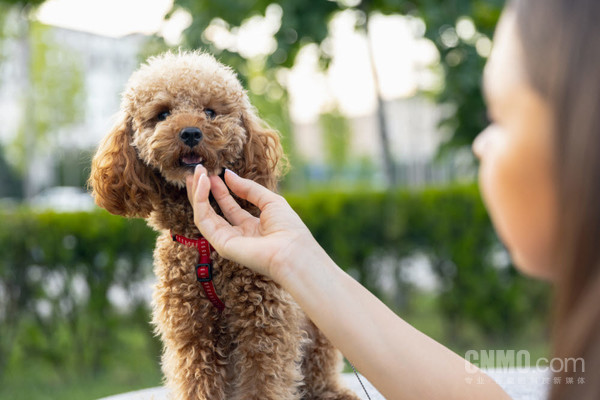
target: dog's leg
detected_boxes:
[300,319,361,400]
[152,236,228,400]
[225,271,304,400]
[158,319,228,400]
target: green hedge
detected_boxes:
[0,184,550,381]
[0,210,158,380]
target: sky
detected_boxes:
[35,0,440,123]
[36,0,174,37]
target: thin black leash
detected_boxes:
[348,360,373,400]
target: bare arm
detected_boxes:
[186,166,511,400]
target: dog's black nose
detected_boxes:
[179,127,203,148]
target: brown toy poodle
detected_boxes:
[89,51,359,400]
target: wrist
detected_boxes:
[272,234,333,291]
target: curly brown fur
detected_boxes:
[88,51,359,400]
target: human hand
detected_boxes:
[185,165,316,282]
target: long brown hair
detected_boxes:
[511,0,600,398]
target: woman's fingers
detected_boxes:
[224,169,282,210]
[186,165,208,205]
[208,173,254,227]
[185,166,240,249]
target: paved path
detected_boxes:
[99,368,552,400]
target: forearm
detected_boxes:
[278,243,511,400]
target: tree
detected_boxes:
[320,109,352,181]
[170,0,505,184]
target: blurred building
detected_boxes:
[51,27,146,148]
[0,26,144,146]
[293,96,458,187]
[0,24,145,196]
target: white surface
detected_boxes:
[99,369,551,400]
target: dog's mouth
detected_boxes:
[179,152,226,180]
[180,153,203,168]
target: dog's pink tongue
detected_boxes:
[182,155,202,165]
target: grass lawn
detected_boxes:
[0,365,162,400]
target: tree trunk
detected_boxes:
[362,7,397,187]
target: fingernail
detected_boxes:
[195,164,204,173]
[225,168,238,177]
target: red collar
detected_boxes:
[171,231,225,312]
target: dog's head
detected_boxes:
[89,51,284,218]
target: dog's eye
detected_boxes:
[204,108,216,120]
[157,110,170,121]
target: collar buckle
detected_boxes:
[196,263,213,282]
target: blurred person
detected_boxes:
[185,0,600,398]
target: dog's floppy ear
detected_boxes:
[89,111,159,218]
[238,102,287,191]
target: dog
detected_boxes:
[89,51,359,400]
